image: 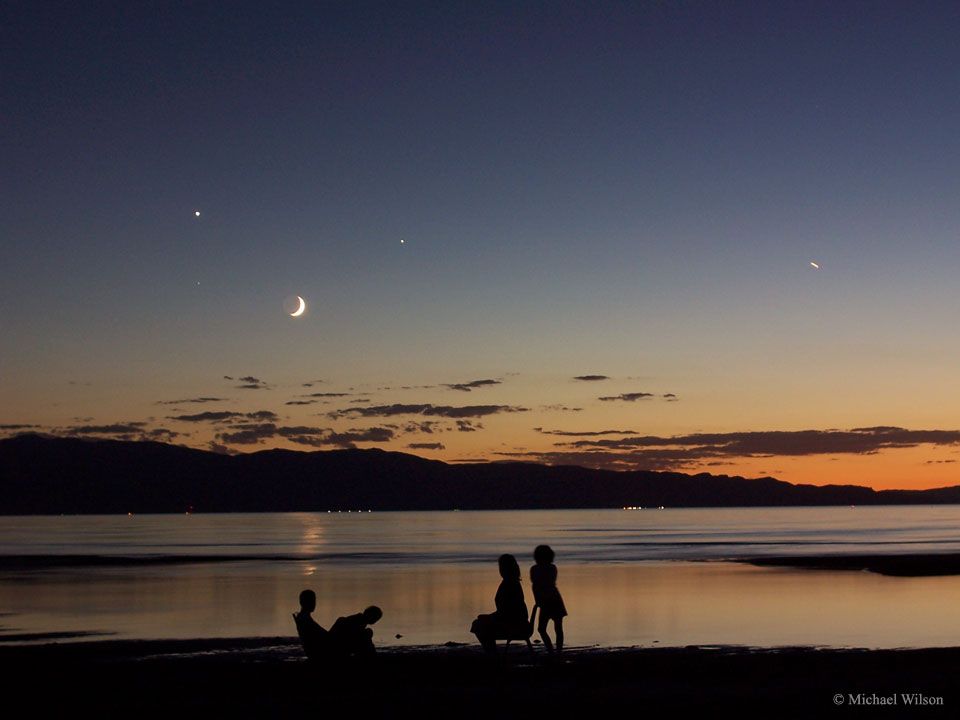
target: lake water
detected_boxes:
[2,507,960,648]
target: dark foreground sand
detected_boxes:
[1,637,955,717]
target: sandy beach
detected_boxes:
[1,636,954,717]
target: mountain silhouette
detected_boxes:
[1,434,959,514]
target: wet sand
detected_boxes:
[1,637,955,717]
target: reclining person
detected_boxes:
[293,589,330,662]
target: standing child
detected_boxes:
[530,544,567,653]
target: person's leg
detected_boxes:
[537,614,554,653]
[358,628,376,656]
[472,616,497,654]
[554,617,564,652]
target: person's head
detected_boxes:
[498,553,520,581]
[299,589,316,613]
[363,605,383,625]
[534,544,555,565]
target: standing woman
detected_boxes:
[530,544,567,653]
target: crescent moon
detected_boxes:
[290,296,306,317]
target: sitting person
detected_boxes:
[329,605,383,658]
[470,554,531,653]
[293,589,329,661]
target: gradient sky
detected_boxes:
[4,1,960,490]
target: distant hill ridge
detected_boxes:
[1,434,959,514]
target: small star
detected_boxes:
[194,210,201,217]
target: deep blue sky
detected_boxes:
[4,2,960,487]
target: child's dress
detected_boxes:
[530,563,568,620]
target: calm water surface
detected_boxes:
[2,507,960,648]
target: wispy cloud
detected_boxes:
[538,405,583,412]
[408,442,445,450]
[331,404,528,419]
[573,375,609,381]
[535,427,638,437]
[156,397,227,405]
[598,392,655,402]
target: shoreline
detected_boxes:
[1,637,955,715]
[741,553,960,576]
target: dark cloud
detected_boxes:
[246,410,278,420]
[407,442,445,450]
[663,393,677,398]
[535,427,639,437]
[304,392,351,398]
[170,411,244,422]
[560,428,960,456]
[47,422,185,445]
[456,420,483,432]
[285,400,317,406]
[208,441,236,455]
[326,427,394,446]
[217,423,279,444]
[514,427,960,471]
[144,428,181,441]
[70,423,147,434]
[156,397,227,405]
[443,379,501,392]
[332,404,527,420]
[495,449,710,472]
[573,375,610,381]
[0,424,37,430]
[169,410,277,423]
[214,423,395,448]
[280,426,395,448]
[598,393,654,402]
[233,376,269,390]
[402,421,444,434]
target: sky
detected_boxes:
[3,1,960,490]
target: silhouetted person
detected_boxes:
[530,544,567,653]
[329,605,383,658]
[470,554,531,653]
[293,589,330,661]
